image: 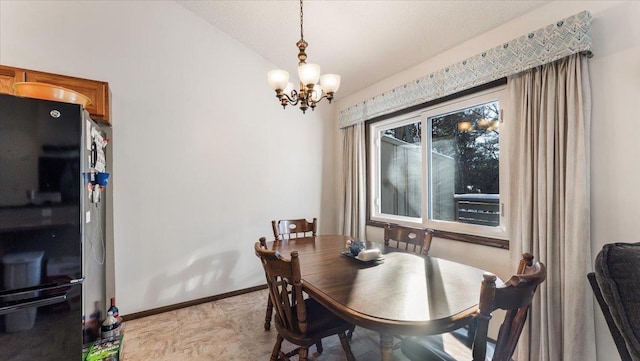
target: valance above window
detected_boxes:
[338,11,592,129]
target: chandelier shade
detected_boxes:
[320,74,341,93]
[267,70,290,91]
[298,63,321,86]
[267,0,340,113]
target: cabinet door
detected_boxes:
[25,71,110,123]
[0,66,26,95]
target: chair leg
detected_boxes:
[466,319,478,347]
[392,335,405,350]
[347,325,356,339]
[264,296,273,330]
[339,332,356,361]
[298,347,309,361]
[270,334,284,361]
[316,340,323,354]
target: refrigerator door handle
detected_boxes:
[0,278,83,297]
[0,294,68,316]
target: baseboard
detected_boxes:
[121,284,268,322]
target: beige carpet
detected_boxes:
[122,288,473,361]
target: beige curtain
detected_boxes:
[340,122,366,240]
[506,53,595,361]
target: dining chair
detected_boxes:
[259,237,277,330]
[254,238,356,361]
[263,217,318,330]
[446,253,538,350]
[272,218,318,241]
[384,223,433,255]
[400,253,546,361]
[383,223,434,349]
[590,242,640,361]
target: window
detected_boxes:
[369,86,507,239]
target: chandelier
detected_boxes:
[267,0,341,113]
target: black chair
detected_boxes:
[591,242,640,361]
[588,273,632,361]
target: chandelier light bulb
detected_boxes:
[267,70,290,91]
[310,84,323,102]
[320,74,341,93]
[283,82,294,95]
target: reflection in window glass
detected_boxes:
[379,122,422,218]
[429,101,500,226]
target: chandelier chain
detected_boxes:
[300,0,304,40]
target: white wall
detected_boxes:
[335,2,640,360]
[0,0,336,315]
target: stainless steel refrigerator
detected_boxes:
[0,93,108,360]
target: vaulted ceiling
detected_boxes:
[176,1,551,97]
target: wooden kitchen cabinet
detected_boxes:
[0,65,111,125]
[0,66,27,96]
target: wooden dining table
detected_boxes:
[266,234,492,361]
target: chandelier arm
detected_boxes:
[308,93,334,107]
[281,90,301,106]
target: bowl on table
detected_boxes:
[349,241,366,257]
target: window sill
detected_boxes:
[367,220,509,249]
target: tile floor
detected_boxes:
[122,288,472,361]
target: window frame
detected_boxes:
[366,83,509,241]
[369,113,424,225]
